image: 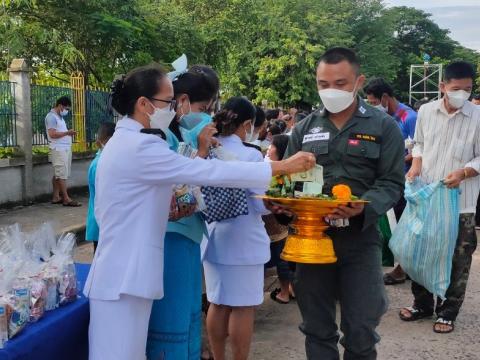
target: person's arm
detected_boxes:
[136,137,315,189]
[444,122,480,188]
[359,118,405,230]
[407,107,424,180]
[46,114,75,138]
[247,149,271,215]
[48,128,75,139]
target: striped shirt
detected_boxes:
[412,98,480,213]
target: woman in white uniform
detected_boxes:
[83,64,315,360]
[204,97,272,360]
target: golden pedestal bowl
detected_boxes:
[260,196,367,264]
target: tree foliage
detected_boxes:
[1,0,478,104]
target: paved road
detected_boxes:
[2,198,479,359]
[75,241,480,360]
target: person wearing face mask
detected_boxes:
[400,61,480,334]
[365,78,418,286]
[244,105,267,153]
[203,97,272,360]
[85,122,116,253]
[147,63,220,360]
[83,64,315,360]
[45,96,81,206]
[266,47,405,359]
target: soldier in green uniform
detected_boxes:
[276,48,405,359]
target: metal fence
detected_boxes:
[0,81,17,147]
[31,84,73,146]
[86,89,117,145]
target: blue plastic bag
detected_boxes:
[389,179,460,299]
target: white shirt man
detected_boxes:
[402,61,480,333]
[45,97,80,206]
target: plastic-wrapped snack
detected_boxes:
[0,302,7,349]
[175,185,197,208]
[43,274,59,311]
[5,287,30,339]
[29,278,47,322]
[59,263,77,305]
[47,233,77,306]
[191,186,207,212]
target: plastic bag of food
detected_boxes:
[28,277,47,322]
[5,285,30,339]
[42,271,59,311]
[0,302,7,348]
[48,233,78,306]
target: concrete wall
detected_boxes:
[0,155,93,206]
[32,158,92,197]
[0,163,23,204]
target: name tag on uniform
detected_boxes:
[349,133,381,144]
[303,132,330,144]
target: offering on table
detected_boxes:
[6,287,30,339]
[29,278,47,322]
[43,274,59,311]
[0,303,7,348]
[59,264,77,306]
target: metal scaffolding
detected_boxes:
[409,64,443,106]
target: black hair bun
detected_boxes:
[110,75,127,115]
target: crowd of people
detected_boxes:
[43,46,479,360]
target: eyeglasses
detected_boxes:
[149,97,177,111]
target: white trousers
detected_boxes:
[89,294,153,360]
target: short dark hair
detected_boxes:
[265,109,280,121]
[272,119,287,133]
[111,64,167,116]
[254,106,266,128]
[364,78,394,99]
[214,97,256,136]
[318,47,360,74]
[97,122,116,143]
[271,134,290,160]
[56,96,71,107]
[444,61,475,82]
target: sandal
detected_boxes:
[383,273,406,285]
[399,306,433,322]
[63,200,82,207]
[51,200,63,204]
[433,317,455,334]
[270,288,289,304]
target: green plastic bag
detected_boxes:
[378,214,394,267]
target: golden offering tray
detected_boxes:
[259,195,368,264]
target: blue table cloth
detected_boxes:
[0,263,90,360]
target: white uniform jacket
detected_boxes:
[84,117,271,301]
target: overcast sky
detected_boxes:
[385,0,480,51]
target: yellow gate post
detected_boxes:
[70,71,86,152]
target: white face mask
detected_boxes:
[447,90,470,109]
[246,130,259,143]
[244,121,254,142]
[318,84,357,114]
[374,103,388,113]
[148,102,176,132]
[60,109,69,117]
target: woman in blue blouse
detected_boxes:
[146,64,220,360]
[85,122,116,252]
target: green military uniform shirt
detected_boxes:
[285,98,405,230]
